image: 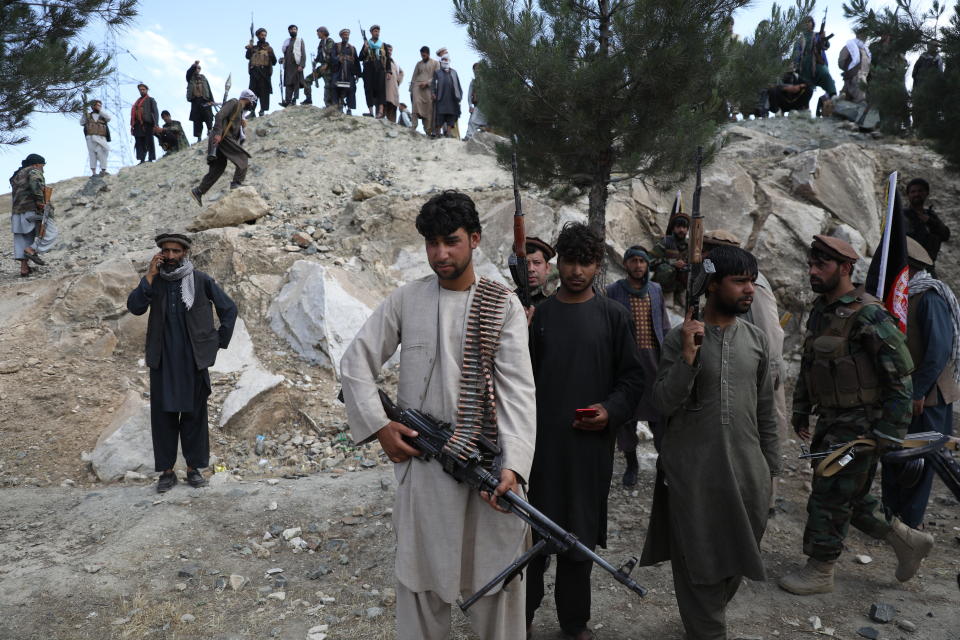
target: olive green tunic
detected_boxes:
[640,319,779,584]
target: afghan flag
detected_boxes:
[866,171,909,333]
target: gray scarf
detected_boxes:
[909,270,960,383]
[157,259,196,310]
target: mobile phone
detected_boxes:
[575,408,599,419]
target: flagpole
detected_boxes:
[875,171,898,298]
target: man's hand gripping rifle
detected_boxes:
[686,146,714,335]
[378,390,647,611]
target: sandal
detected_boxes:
[23,250,45,266]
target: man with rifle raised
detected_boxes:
[792,13,837,108]
[245,25,276,117]
[640,149,780,640]
[340,190,537,639]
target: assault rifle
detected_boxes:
[378,390,647,610]
[814,7,834,60]
[800,432,960,501]
[508,136,531,307]
[249,13,254,46]
[686,146,714,328]
[38,186,53,241]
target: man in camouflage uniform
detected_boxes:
[9,153,57,277]
[649,212,689,307]
[779,235,934,595]
[303,27,335,107]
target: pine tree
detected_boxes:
[0,1,138,146]
[926,0,960,167]
[453,0,754,240]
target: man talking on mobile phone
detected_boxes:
[526,222,645,640]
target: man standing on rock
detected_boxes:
[130,83,158,164]
[340,190,536,639]
[126,231,237,493]
[303,27,335,107]
[409,47,439,135]
[526,223,645,640]
[359,24,387,118]
[190,90,256,206]
[245,27,277,116]
[904,178,950,268]
[280,25,306,107]
[605,246,669,467]
[331,29,360,115]
[780,235,933,595]
[640,245,779,640]
[186,61,214,142]
[9,154,56,277]
[882,238,960,528]
[432,55,462,139]
[80,99,111,176]
[792,16,837,106]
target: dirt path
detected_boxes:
[1,442,957,640]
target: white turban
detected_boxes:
[239,88,258,104]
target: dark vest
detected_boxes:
[144,271,220,371]
[906,289,960,407]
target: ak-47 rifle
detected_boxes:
[814,7,834,61]
[249,13,254,47]
[37,186,53,241]
[377,390,647,611]
[310,53,319,88]
[508,136,531,308]
[686,146,714,331]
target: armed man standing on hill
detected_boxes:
[779,235,934,595]
[186,61,215,142]
[245,28,277,116]
[80,99,111,176]
[792,16,837,108]
[280,25,307,107]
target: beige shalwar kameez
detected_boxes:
[340,275,536,640]
[409,58,440,133]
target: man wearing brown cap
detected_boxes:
[881,238,960,529]
[126,232,238,493]
[780,235,932,595]
[522,236,555,308]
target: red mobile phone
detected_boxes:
[575,408,599,419]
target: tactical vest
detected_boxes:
[84,114,108,137]
[803,288,883,409]
[249,46,271,67]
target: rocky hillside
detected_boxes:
[0,107,958,489]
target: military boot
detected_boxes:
[778,558,835,595]
[885,518,934,582]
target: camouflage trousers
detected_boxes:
[802,421,895,561]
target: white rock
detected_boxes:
[269,261,379,371]
[854,554,873,564]
[90,392,156,482]
[187,186,270,231]
[266,501,278,511]
[229,574,247,591]
[218,364,284,429]
[210,318,256,374]
[282,527,302,541]
[180,613,195,623]
[809,615,822,631]
[52,257,140,323]
[123,470,147,482]
[267,591,286,601]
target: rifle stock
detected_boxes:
[38,186,53,240]
[375,390,647,610]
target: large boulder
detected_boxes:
[211,318,256,374]
[187,186,270,232]
[52,257,140,324]
[90,391,154,481]
[782,145,882,250]
[269,261,381,371]
[219,365,284,428]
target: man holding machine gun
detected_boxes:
[792,14,837,105]
[526,222,645,640]
[190,90,256,206]
[340,190,536,639]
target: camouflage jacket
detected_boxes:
[793,288,914,439]
[9,166,44,215]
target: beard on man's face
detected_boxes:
[161,258,182,273]
[810,271,840,294]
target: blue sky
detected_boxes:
[0,0,943,184]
